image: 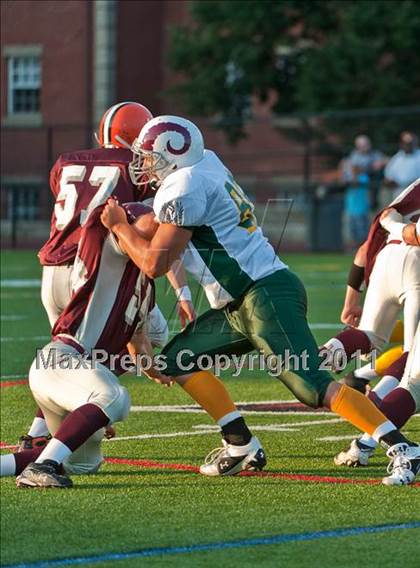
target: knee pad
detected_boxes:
[63,428,105,475]
[63,455,103,475]
[400,375,420,412]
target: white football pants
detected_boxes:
[359,244,420,352]
[400,323,420,409]
[41,265,73,327]
[29,340,131,475]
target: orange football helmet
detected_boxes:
[97,102,153,149]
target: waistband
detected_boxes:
[52,334,85,355]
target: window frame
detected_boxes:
[2,44,43,127]
[7,55,42,115]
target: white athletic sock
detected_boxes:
[28,417,49,438]
[323,338,344,353]
[0,454,16,476]
[354,363,377,381]
[372,420,395,444]
[359,433,378,449]
[217,410,242,428]
[35,438,72,464]
[372,375,399,400]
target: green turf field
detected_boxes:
[1,251,419,568]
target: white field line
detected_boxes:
[130,405,334,416]
[105,417,344,443]
[0,315,26,321]
[317,435,360,442]
[0,293,40,299]
[104,430,221,442]
[0,279,41,288]
[191,418,344,429]
[105,427,300,443]
[0,336,49,342]
[0,275,347,286]
[0,374,27,379]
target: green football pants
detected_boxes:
[162,269,333,407]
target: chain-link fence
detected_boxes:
[1,106,419,249]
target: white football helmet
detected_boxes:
[129,115,204,186]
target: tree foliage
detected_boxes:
[168,0,420,143]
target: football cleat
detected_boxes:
[16,460,73,489]
[340,371,369,394]
[334,439,376,467]
[382,443,420,486]
[17,434,51,452]
[199,436,266,477]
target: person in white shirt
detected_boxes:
[384,132,420,199]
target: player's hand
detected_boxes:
[143,368,174,387]
[380,207,396,222]
[340,303,363,327]
[101,198,127,230]
[177,300,196,329]
[104,425,116,439]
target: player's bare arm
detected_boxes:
[101,198,192,278]
[340,240,368,326]
[127,329,173,386]
[166,259,196,327]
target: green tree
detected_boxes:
[168,0,420,144]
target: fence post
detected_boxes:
[10,187,18,248]
[302,119,316,251]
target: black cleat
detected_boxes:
[17,434,51,452]
[340,371,370,394]
[200,437,267,476]
[16,460,73,489]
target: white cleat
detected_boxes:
[199,436,266,477]
[382,443,420,486]
[334,439,376,467]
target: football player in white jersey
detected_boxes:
[101,115,419,482]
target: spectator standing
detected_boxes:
[384,131,420,199]
[344,165,370,249]
[343,135,386,210]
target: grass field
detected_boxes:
[1,251,419,568]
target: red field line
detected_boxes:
[0,379,28,387]
[106,457,420,486]
[0,445,418,486]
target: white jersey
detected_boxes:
[154,150,286,308]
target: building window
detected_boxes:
[7,56,41,114]
[4,184,41,221]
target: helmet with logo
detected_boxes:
[97,102,153,149]
[129,115,204,186]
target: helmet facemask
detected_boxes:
[129,143,175,187]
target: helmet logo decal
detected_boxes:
[142,122,191,155]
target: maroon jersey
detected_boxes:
[365,180,420,285]
[38,148,155,266]
[52,202,154,366]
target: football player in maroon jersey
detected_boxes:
[0,202,171,488]
[20,102,195,451]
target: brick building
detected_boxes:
[0,0,335,248]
